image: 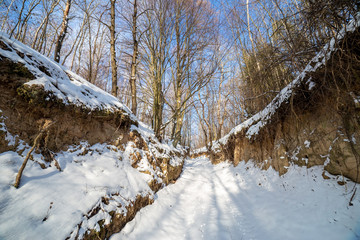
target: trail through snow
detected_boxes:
[113,156,360,240]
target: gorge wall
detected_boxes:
[201,16,360,183]
[0,32,186,239]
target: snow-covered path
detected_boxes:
[113,156,360,240]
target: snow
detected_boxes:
[208,13,360,152]
[0,129,186,240]
[131,121,185,168]
[307,79,316,90]
[0,11,359,240]
[0,102,185,239]
[0,110,186,239]
[0,30,189,239]
[191,146,207,155]
[113,156,360,240]
[0,32,134,118]
[0,141,155,240]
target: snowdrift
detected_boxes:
[0,32,186,239]
[197,14,360,183]
[115,157,360,240]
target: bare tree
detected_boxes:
[54,0,72,63]
[128,0,139,114]
[168,0,218,146]
[32,0,61,51]
[142,0,173,139]
[16,0,41,42]
[1,0,16,31]
[110,0,118,96]
[9,0,26,39]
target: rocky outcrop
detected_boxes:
[205,16,360,183]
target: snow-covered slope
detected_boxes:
[114,156,360,240]
[0,144,151,239]
[0,32,133,116]
[0,32,186,239]
[216,13,360,146]
[191,13,360,183]
[0,122,185,239]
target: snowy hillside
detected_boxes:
[0,144,150,239]
[0,31,185,239]
[216,13,360,146]
[0,32,133,116]
[189,12,360,185]
[0,121,185,239]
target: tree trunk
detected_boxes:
[172,2,183,146]
[54,0,72,63]
[32,0,60,50]
[129,0,138,114]
[173,107,185,146]
[153,76,163,140]
[9,0,25,39]
[14,120,54,188]
[110,0,118,97]
[1,0,16,31]
[87,12,93,83]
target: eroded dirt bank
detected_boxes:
[200,18,360,183]
[0,34,186,239]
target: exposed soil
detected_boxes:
[207,26,360,183]
[0,57,185,239]
[0,57,133,156]
[80,194,154,240]
[0,37,187,240]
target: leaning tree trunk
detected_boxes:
[54,0,72,63]
[14,120,55,188]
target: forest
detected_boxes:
[1,0,357,149]
[1,0,360,239]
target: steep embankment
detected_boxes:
[0,32,185,239]
[195,15,360,183]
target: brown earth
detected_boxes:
[0,45,185,239]
[0,58,133,156]
[206,24,360,183]
[76,194,154,240]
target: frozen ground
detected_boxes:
[113,156,360,240]
[0,143,152,240]
[0,118,184,239]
